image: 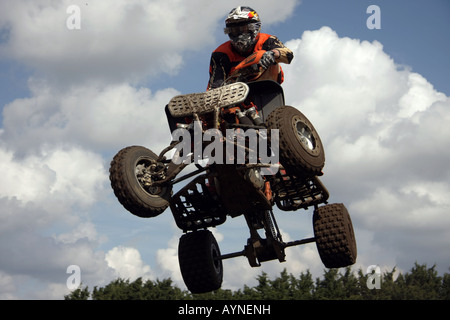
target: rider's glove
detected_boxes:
[260,51,276,70]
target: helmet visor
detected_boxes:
[224,22,261,37]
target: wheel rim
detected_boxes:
[294,117,316,152]
[211,243,222,274]
[134,157,164,196]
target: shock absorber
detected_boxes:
[236,109,253,125]
[246,107,263,126]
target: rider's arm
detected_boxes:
[262,35,294,65]
[208,51,231,90]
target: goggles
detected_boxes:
[224,22,261,37]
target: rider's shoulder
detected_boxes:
[258,33,272,40]
[213,41,233,54]
[212,41,244,62]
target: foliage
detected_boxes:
[64,263,450,300]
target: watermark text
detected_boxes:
[66,5,81,30]
[171,122,279,175]
[366,5,381,30]
[366,265,381,289]
[66,265,81,290]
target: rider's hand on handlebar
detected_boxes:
[260,51,276,70]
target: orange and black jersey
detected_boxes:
[207,33,294,90]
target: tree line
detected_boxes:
[65,263,450,300]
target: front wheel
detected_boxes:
[109,146,172,218]
[266,106,325,176]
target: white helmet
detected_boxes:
[224,6,261,55]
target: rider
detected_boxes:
[207,6,294,90]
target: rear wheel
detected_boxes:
[178,230,223,294]
[266,106,325,176]
[109,146,171,218]
[313,203,357,268]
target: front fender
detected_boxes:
[246,80,285,121]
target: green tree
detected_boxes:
[193,288,236,300]
[402,263,442,299]
[378,266,400,299]
[64,284,90,300]
[269,269,293,299]
[313,268,345,299]
[248,271,272,299]
[64,263,450,300]
[90,277,188,300]
[340,267,360,299]
[289,270,314,299]
[439,270,450,299]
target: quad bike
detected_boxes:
[109,50,357,294]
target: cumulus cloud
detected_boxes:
[0,144,107,208]
[155,26,450,288]
[105,246,153,281]
[0,119,113,298]
[155,235,184,285]
[0,0,302,299]
[0,195,116,298]
[0,271,17,299]
[282,27,450,272]
[0,0,299,85]
[0,148,113,298]
[1,0,449,298]
[1,79,178,155]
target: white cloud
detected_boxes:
[0,196,115,298]
[398,73,446,118]
[0,0,300,85]
[1,79,178,155]
[0,21,183,299]
[0,148,55,204]
[1,0,449,298]
[0,145,107,209]
[155,235,183,285]
[0,135,112,299]
[0,271,17,299]
[282,27,450,272]
[55,221,100,244]
[105,246,153,281]
[0,0,301,299]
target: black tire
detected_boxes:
[109,146,171,218]
[313,203,357,268]
[266,106,325,176]
[178,230,223,294]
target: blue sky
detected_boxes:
[273,0,450,95]
[0,0,449,299]
[148,0,450,95]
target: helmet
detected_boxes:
[225,6,261,25]
[224,6,261,55]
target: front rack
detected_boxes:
[167,82,249,117]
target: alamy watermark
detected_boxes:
[66,4,381,31]
[366,265,382,289]
[171,121,279,174]
[66,4,381,29]
[66,265,81,290]
[366,5,381,30]
[66,5,82,30]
